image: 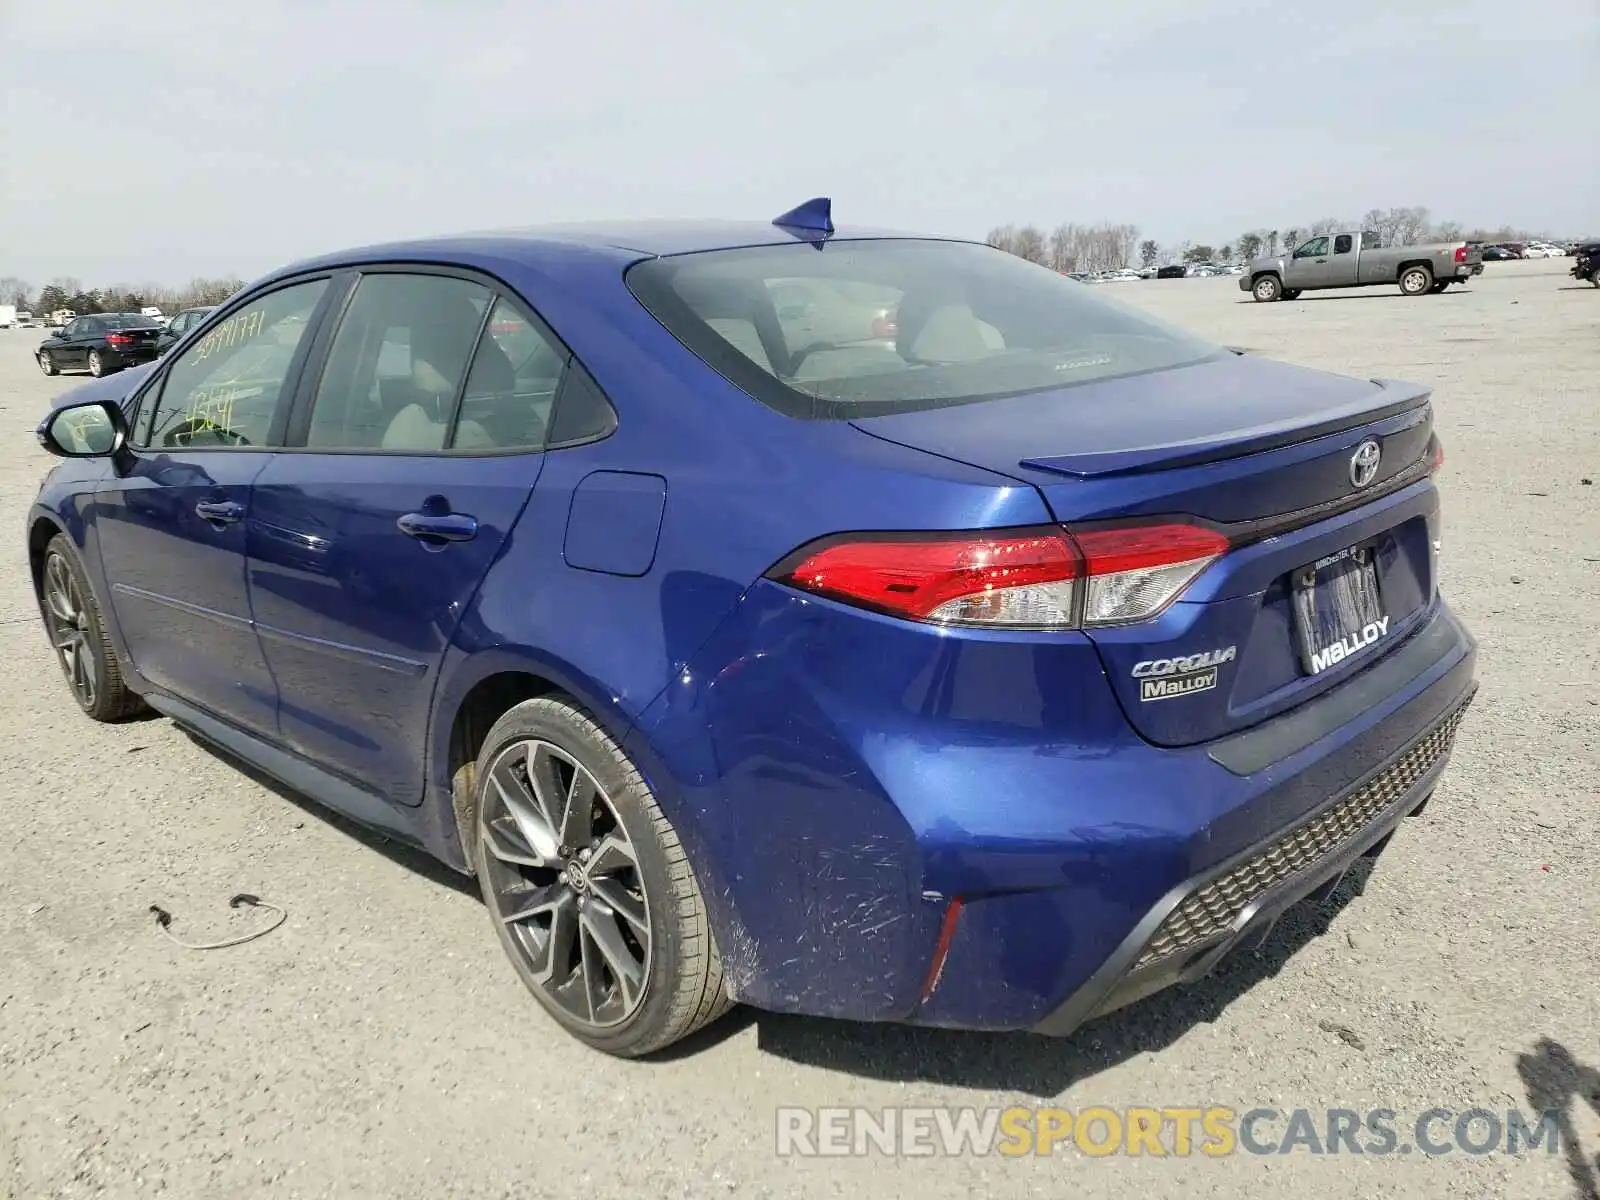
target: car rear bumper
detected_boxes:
[105,349,158,369]
[1030,679,1472,1035]
[635,584,1478,1031]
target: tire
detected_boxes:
[1281,288,1302,300]
[471,695,732,1057]
[1399,265,1434,296]
[37,351,57,376]
[38,534,147,722]
[1429,281,1450,294]
[87,350,106,377]
[1589,269,1600,288]
[1252,274,1282,302]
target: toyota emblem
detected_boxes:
[1349,439,1381,488]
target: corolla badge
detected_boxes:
[1131,645,1237,702]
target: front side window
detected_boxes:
[625,239,1222,418]
[304,273,491,451]
[1294,237,1330,258]
[140,278,328,449]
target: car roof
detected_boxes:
[268,219,964,281]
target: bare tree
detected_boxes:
[1219,243,1233,261]
[1237,232,1263,261]
[1050,224,1078,272]
[1392,206,1431,245]
[986,225,1019,255]
[1308,217,1343,236]
[1139,239,1159,268]
[1115,224,1140,270]
[1266,231,1279,256]
[1011,226,1047,264]
[1283,229,1301,252]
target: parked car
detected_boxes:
[140,306,169,326]
[1482,245,1516,261]
[28,200,1478,1057]
[36,313,163,377]
[1571,241,1600,286]
[1156,264,1188,279]
[1242,231,1484,300]
[153,305,216,355]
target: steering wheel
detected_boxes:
[164,417,249,448]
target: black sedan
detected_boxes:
[154,305,216,356]
[37,314,163,378]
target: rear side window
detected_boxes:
[304,275,587,453]
[625,239,1221,419]
[304,273,492,450]
[1334,235,1353,254]
[455,299,567,450]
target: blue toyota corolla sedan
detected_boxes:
[27,200,1477,1056]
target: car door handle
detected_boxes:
[195,499,245,524]
[396,511,478,542]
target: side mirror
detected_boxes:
[36,399,128,458]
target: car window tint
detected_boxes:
[143,279,328,450]
[451,299,565,450]
[305,273,491,451]
[1333,234,1353,254]
[1295,237,1329,258]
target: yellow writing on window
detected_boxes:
[193,307,265,363]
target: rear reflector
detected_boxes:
[1073,524,1230,625]
[770,521,1228,630]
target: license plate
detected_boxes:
[1291,545,1388,675]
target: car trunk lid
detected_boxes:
[850,353,1440,745]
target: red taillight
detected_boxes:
[1454,246,1467,263]
[106,333,133,347]
[770,521,1228,630]
[773,527,1082,628]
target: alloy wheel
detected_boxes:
[479,739,651,1029]
[42,553,96,710]
[37,353,52,375]
[88,351,104,377]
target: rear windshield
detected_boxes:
[102,314,159,329]
[625,238,1222,418]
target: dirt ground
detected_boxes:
[1,258,1596,1200]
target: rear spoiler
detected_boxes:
[1019,378,1433,479]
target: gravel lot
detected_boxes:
[2,258,1596,1200]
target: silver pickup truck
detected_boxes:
[1242,231,1484,301]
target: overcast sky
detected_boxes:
[2,0,1593,286]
